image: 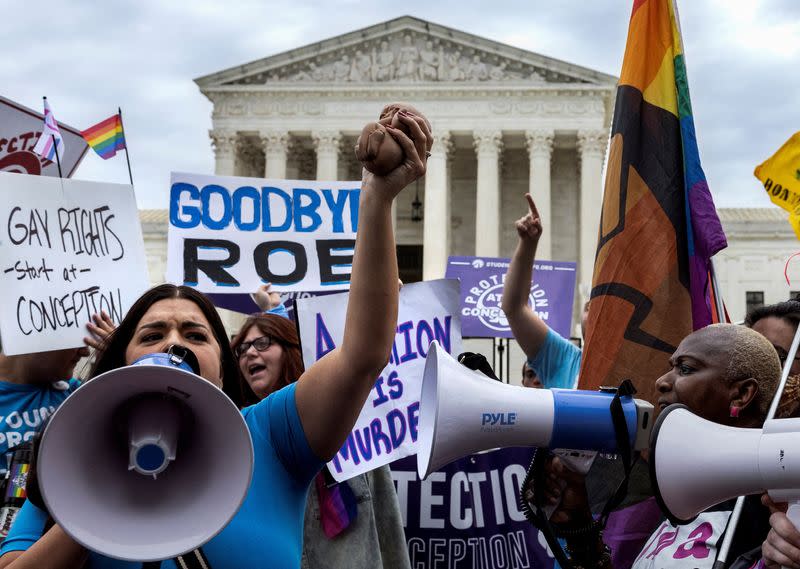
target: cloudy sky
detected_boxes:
[5,0,798,210]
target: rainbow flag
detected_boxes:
[577,0,727,403]
[81,114,126,160]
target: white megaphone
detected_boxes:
[651,404,800,524]
[417,341,654,479]
[37,347,254,562]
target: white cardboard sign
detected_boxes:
[166,172,361,293]
[296,279,463,481]
[0,173,149,355]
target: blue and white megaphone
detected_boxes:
[37,346,254,562]
[417,341,653,479]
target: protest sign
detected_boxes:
[0,96,87,177]
[167,172,360,293]
[446,256,577,339]
[0,173,149,355]
[391,448,555,569]
[295,279,462,481]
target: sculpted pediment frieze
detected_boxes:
[222,32,563,85]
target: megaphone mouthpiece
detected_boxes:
[125,395,181,479]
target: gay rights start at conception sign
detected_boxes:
[0,173,149,355]
[446,256,576,339]
[167,172,360,293]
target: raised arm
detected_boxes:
[500,193,550,358]
[295,109,431,460]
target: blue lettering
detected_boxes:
[293,188,322,232]
[387,409,406,449]
[372,375,390,408]
[370,419,392,455]
[200,185,231,230]
[315,313,336,359]
[322,189,349,233]
[262,187,292,231]
[232,186,260,231]
[169,183,200,228]
[354,427,373,461]
[433,316,452,354]
[408,402,419,442]
[416,320,434,358]
[386,370,403,400]
[348,189,360,232]
[482,413,492,425]
[397,321,417,363]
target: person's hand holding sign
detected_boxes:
[515,193,543,244]
[83,311,116,351]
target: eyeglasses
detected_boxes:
[235,335,274,358]
[774,345,800,366]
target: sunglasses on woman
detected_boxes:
[235,335,275,358]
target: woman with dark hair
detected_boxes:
[91,283,245,406]
[231,312,302,407]
[745,300,800,377]
[0,105,431,569]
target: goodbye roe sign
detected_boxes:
[0,173,149,355]
[167,172,360,293]
[296,280,462,482]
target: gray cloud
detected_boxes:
[4,1,797,210]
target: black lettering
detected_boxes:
[253,241,307,285]
[100,208,125,261]
[183,238,240,287]
[316,239,354,285]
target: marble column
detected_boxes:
[209,129,238,176]
[473,130,503,257]
[423,132,453,280]
[313,130,341,181]
[261,130,291,179]
[525,130,555,260]
[577,130,608,293]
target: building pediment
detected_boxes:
[195,16,617,89]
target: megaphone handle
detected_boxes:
[783,501,800,569]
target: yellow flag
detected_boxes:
[754,131,800,239]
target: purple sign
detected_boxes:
[391,448,555,569]
[445,256,577,339]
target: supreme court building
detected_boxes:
[193,16,615,302]
[141,16,794,371]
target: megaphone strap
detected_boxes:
[518,381,640,569]
[139,547,211,569]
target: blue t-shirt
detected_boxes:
[528,328,582,389]
[1,382,323,568]
[0,379,80,477]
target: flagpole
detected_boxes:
[117,107,134,186]
[709,258,727,323]
[51,134,63,178]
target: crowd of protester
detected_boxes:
[0,106,797,569]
